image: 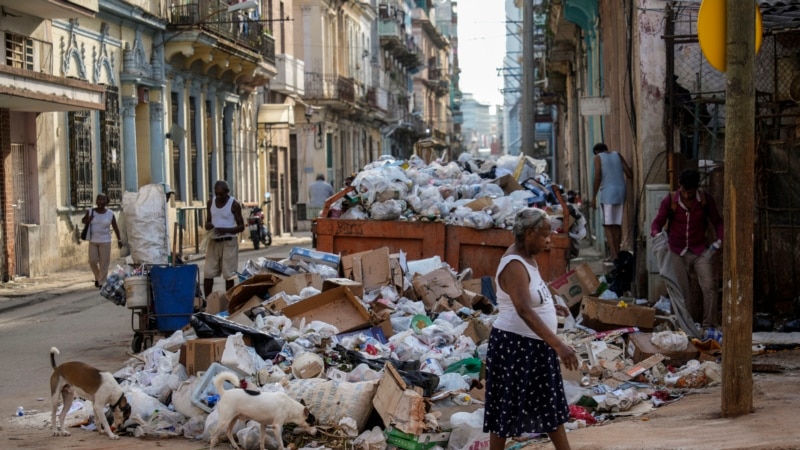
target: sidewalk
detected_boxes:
[0,232,313,311]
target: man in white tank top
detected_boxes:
[204,180,245,297]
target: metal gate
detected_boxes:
[11,143,30,277]
[665,1,800,311]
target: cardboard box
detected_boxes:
[346,247,392,293]
[385,428,451,450]
[264,292,289,313]
[627,332,699,367]
[548,263,601,308]
[226,274,281,314]
[268,273,323,297]
[341,249,373,279]
[373,362,427,435]
[412,267,463,312]
[323,278,364,298]
[289,247,341,269]
[281,286,371,333]
[227,295,265,325]
[580,296,655,331]
[492,174,524,195]
[181,338,228,376]
[205,291,228,315]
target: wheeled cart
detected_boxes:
[128,265,200,353]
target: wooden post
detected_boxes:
[721,0,755,417]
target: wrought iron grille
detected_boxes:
[171,91,181,201]
[69,110,93,208]
[101,86,122,206]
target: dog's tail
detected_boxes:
[213,371,241,398]
[50,347,60,369]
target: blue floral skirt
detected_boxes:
[482,328,570,437]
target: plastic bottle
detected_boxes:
[16,406,24,417]
[702,240,722,258]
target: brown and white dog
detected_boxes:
[209,371,317,450]
[49,347,131,440]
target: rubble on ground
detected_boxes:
[78,245,730,450]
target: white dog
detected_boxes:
[49,347,131,440]
[209,371,317,450]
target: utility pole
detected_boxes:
[521,0,535,157]
[721,0,755,417]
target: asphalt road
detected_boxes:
[0,239,311,423]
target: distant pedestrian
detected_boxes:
[308,174,334,218]
[651,169,723,336]
[83,193,122,288]
[590,143,632,262]
[204,181,245,298]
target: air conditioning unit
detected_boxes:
[138,87,150,104]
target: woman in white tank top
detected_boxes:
[483,208,580,450]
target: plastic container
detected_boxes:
[124,276,151,309]
[150,265,197,331]
[190,362,247,413]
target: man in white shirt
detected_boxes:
[204,180,245,297]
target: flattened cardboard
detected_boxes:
[322,278,364,298]
[227,295,265,326]
[627,332,699,367]
[580,296,655,331]
[464,197,493,211]
[389,253,404,291]
[372,362,427,435]
[412,268,462,312]
[281,286,371,333]
[268,273,323,297]
[226,274,281,314]
[548,263,600,308]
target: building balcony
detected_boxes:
[0,31,104,111]
[272,54,305,96]
[304,72,361,110]
[167,0,276,66]
[367,86,389,112]
[0,0,97,19]
[379,21,424,69]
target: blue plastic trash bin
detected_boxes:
[150,265,197,331]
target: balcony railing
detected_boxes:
[304,73,355,104]
[168,0,275,64]
[2,31,53,74]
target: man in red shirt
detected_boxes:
[651,169,724,334]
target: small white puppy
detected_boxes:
[49,347,131,440]
[209,371,317,450]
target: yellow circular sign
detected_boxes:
[697,0,763,72]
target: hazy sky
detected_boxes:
[457,0,506,106]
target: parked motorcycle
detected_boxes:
[248,193,272,249]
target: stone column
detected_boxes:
[121,94,138,192]
[223,102,234,188]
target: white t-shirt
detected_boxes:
[492,254,557,340]
[89,209,114,244]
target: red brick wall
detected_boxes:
[0,108,10,280]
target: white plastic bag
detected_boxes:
[221,333,257,375]
[650,331,688,352]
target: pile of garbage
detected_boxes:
[329,154,586,238]
[81,243,728,450]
